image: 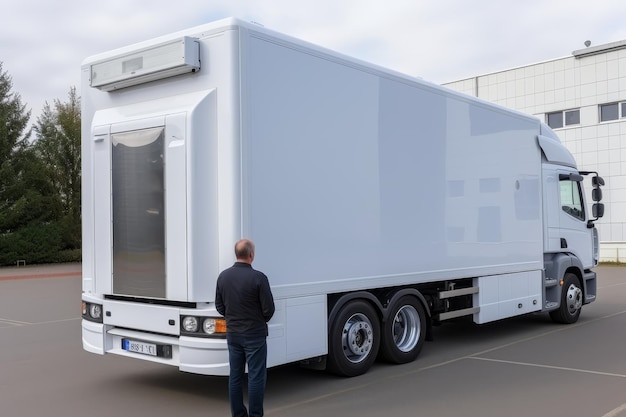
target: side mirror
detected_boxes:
[592,188,603,202]
[592,176,605,186]
[559,173,584,182]
[593,203,605,218]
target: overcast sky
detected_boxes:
[4,0,626,129]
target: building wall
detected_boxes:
[444,44,626,262]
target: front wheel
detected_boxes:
[327,300,380,377]
[550,273,583,324]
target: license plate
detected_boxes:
[121,338,172,358]
[122,339,158,356]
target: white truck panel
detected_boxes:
[164,112,188,300]
[103,299,180,334]
[92,125,112,296]
[242,32,543,297]
[473,271,542,323]
[266,295,327,367]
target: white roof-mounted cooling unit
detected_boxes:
[90,36,201,91]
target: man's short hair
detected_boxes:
[235,239,255,260]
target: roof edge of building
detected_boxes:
[573,40,626,58]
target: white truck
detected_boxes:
[81,18,605,377]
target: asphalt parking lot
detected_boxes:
[0,263,625,417]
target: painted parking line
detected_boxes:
[470,356,626,379]
[0,317,80,327]
[0,318,30,326]
[602,403,626,417]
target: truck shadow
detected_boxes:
[109,312,583,402]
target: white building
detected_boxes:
[444,40,626,263]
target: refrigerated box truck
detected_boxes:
[81,18,605,377]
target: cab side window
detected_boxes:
[560,180,585,220]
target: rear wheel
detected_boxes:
[380,296,426,364]
[327,300,380,377]
[550,273,583,324]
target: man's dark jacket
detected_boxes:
[215,262,275,337]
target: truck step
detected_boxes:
[438,286,479,299]
[438,307,479,321]
[544,278,558,288]
[545,301,558,309]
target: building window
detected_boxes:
[565,109,580,125]
[600,103,619,122]
[546,109,580,129]
[547,112,563,129]
[598,101,626,122]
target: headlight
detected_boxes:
[89,304,102,319]
[203,318,216,334]
[182,316,198,332]
[82,302,103,323]
[203,318,226,334]
[180,315,226,337]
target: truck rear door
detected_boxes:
[91,114,188,300]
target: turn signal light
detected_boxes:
[203,318,227,334]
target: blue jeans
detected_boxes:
[226,333,268,417]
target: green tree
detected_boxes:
[0,62,33,233]
[0,62,67,264]
[33,87,81,251]
[0,63,30,166]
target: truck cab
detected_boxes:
[539,125,604,322]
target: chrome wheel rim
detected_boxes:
[566,283,583,315]
[341,313,374,363]
[392,305,421,353]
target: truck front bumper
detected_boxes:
[81,319,230,376]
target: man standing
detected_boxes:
[215,239,275,417]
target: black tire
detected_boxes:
[327,300,380,377]
[550,273,583,324]
[380,296,426,364]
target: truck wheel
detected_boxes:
[327,300,380,377]
[380,296,426,364]
[550,273,583,324]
